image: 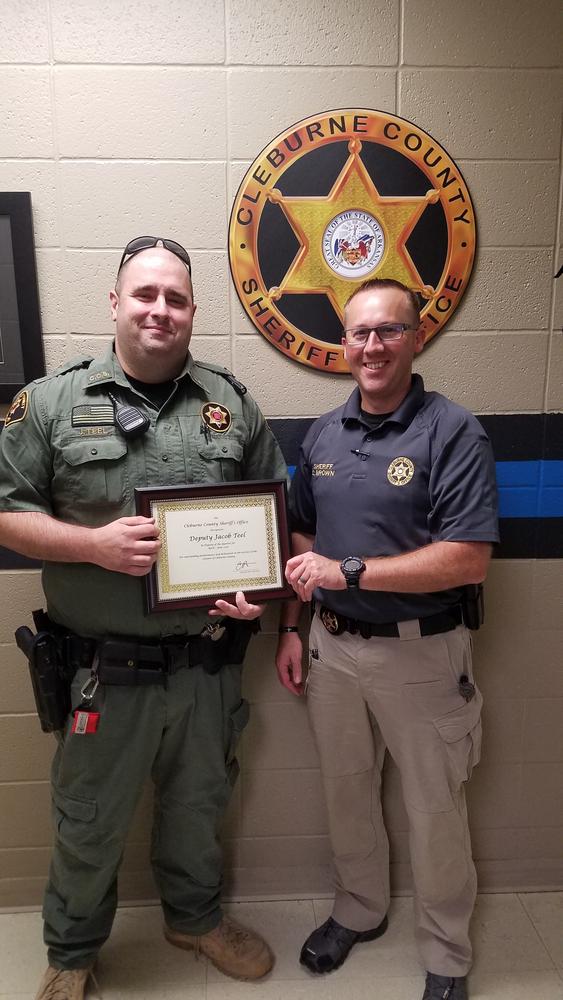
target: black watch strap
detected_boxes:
[340,556,366,589]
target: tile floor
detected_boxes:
[0,892,562,999]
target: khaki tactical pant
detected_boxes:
[43,662,248,970]
[306,615,482,977]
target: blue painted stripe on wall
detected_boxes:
[496,461,563,518]
[286,460,563,518]
[543,463,563,487]
[496,460,563,488]
[495,461,542,487]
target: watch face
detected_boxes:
[342,556,364,573]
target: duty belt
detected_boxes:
[318,604,463,639]
[64,632,204,684]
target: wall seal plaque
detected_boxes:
[229,109,476,373]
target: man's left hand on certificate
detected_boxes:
[209,590,265,620]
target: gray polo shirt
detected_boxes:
[290,374,499,623]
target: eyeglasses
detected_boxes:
[343,323,414,346]
[117,236,192,276]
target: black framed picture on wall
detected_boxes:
[0,192,45,404]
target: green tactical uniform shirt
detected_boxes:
[0,346,288,638]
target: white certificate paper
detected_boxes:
[153,492,282,602]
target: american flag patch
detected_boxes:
[71,405,115,427]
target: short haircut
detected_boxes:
[344,278,421,327]
[114,250,194,298]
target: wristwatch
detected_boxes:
[339,556,366,589]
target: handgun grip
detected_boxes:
[15,626,35,659]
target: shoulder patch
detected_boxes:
[194,360,228,375]
[4,391,28,427]
[194,361,247,396]
[34,355,94,384]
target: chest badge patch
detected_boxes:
[201,402,232,433]
[387,457,415,487]
[4,391,28,427]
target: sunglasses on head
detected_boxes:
[117,236,192,276]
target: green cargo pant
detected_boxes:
[43,661,249,970]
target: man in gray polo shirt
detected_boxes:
[276,278,498,1000]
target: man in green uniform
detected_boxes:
[0,237,287,1000]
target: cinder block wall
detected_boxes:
[0,0,562,907]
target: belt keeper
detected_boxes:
[397,619,422,641]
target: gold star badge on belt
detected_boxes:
[201,402,231,433]
[320,608,341,634]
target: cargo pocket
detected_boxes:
[433,692,483,789]
[52,787,99,863]
[51,788,119,918]
[225,698,250,786]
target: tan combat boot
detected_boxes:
[164,913,274,980]
[35,965,94,1000]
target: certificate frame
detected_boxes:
[135,479,294,612]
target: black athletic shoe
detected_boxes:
[299,914,388,974]
[422,972,468,999]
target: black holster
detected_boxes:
[199,618,260,675]
[15,612,72,733]
[461,583,485,630]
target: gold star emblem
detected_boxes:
[387,457,415,487]
[320,608,341,634]
[266,139,439,319]
[201,403,231,433]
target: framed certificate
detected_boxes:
[135,479,294,612]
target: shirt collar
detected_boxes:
[84,345,125,390]
[84,344,198,391]
[182,353,208,392]
[342,374,425,428]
